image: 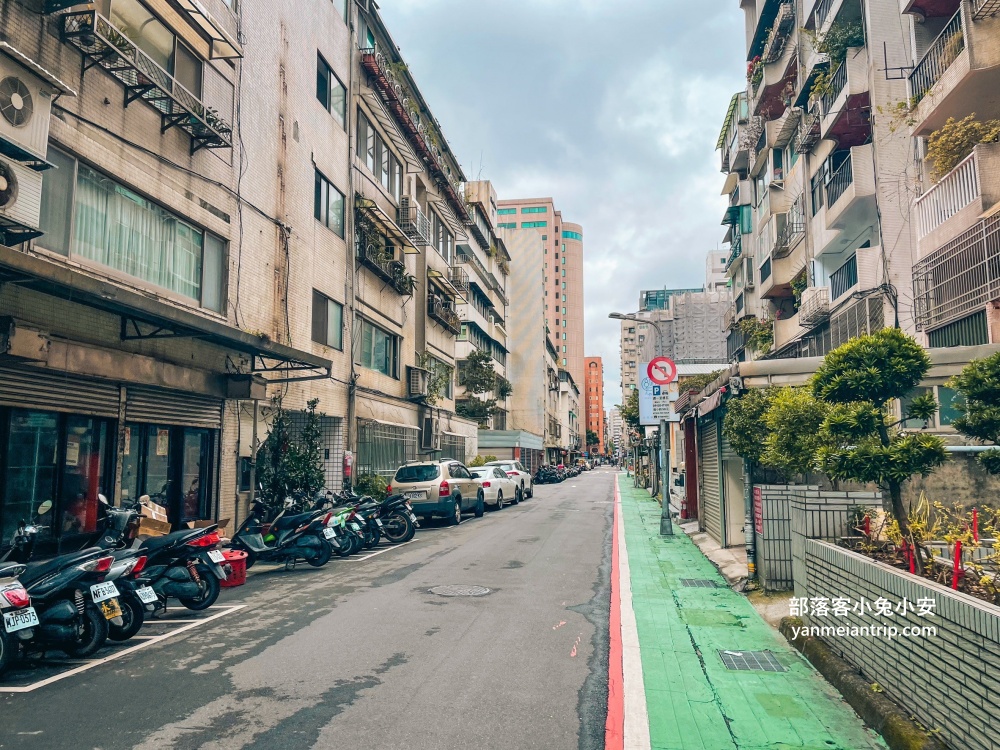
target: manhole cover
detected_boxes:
[429,585,492,597]
[717,650,786,672]
[681,579,720,588]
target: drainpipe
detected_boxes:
[743,458,757,582]
[944,445,994,453]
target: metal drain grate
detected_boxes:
[680,579,720,588]
[718,650,786,672]
[429,585,492,597]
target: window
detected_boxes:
[498,222,517,229]
[311,290,343,349]
[317,54,346,127]
[541,235,547,240]
[38,148,226,312]
[561,257,566,264]
[427,356,454,399]
[356,111,402,200]
[810,171,825,216]
[497,208,516,215]
[314,170,345,236]
[563,230,583,240]
[521,207,547,214]
[333,0,347,21]
[354,318,399,378]
[522,221,547,228]
[430,211,454,263]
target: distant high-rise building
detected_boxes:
[584,357,605,455]
[497,197,584,384]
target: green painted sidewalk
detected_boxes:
[619,476,886,750]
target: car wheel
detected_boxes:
[474,494,485,518]
[527,481,534,499]
[494,491,504,511]
[450,498,462,526]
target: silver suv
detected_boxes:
[388,459,483,525]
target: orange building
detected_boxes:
[584,357,605,456]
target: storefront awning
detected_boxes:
[0,248,331,382]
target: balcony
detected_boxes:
[60,11,232,154]
[819,47,872,148]
[913,211,1000,332]
[448,266,470,297]
[719,93,751,175]
[762,1,796,64]
[915,142,1000,257]
[357,242,414,296]
[825,145,877,232]
[908,3,1000,136]
[725,231,744,271]
[723,303,737,331]
[751,52,798,121]
[830,253,859,300]
[794,103,822,154]
[360,49,471,223]
[757,210,807,300]
[428,293,462,335]
[799,287,831,327]
[399,197,431,246]
[774,311,801,349]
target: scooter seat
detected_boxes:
[272,512,318,531]
[19,549,102,586]
[139,528,207,555]
[0,562,26,579]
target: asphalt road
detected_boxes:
[2,468,615,750]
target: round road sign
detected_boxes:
[647,356,677,385]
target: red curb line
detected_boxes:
[606,478,624,750]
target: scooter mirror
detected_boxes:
[36,500,53,516]
[98,493,110,505]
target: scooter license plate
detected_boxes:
[3,607,38,633]
[350,522,362,531]
[90,581,120,603]
[207,550,225,564]
[322,527,336,539]
[374,518,383,528]
[408,513,417,523]
[135,586,158,604]
[100,598,122,620]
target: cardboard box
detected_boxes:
[137,516,172,537]
[140,500,168,524]
[186,518,230,537]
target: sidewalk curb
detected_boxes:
[779,617,948,750]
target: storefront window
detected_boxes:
[181,430,210,522]
[2,411,58,544]
[59,416,110,539]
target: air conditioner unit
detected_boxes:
[0,158,43,244]
[0,51,58,163]
[421,415,441,451]
[743,257,755,289]
[408,366,430,399]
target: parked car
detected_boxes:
[469,466,518,510]
[387,460,483,525]
[485,460,534,500]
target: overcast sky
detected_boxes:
[380,0,746,408]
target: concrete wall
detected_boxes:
[799,540,1000,750]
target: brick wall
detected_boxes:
[800,541,1000,750]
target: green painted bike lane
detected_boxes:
[618,476,886,750]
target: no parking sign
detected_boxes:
[638,357,679,426]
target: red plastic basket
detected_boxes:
[220,549,248,588]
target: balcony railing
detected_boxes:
[428,294,462,335]
[775,195,806,257]
[726,231,743,270]
[356,225,414,295]
[60,11,232,154]
[909,9,965,105]
[360,49,471,224]
[826,155,855,207]
[915,150,981,238]
[799,287,831,327]
[723,303,737,331]
[448,266,470,296]
[820,62,849,115]
[830,253,859,299]
[813,0,836,30]
[973,0,1000,19]
[913,211,1000,332]
[399,197,431,246]
[762,1,795,64]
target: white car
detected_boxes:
[469,466,519,510]
[485,460,534,500]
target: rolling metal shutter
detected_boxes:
[699,420,723,545]
[125,387,223,429]
[0,365,120,418]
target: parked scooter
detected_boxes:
[0,561,35,676]
[230,496,334,569]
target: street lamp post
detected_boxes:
[610,312,674,536]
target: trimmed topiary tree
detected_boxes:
[950,351,1000,475]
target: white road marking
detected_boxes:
[616,481,652,750]
[350,540,417,561]
[0,605,245,693]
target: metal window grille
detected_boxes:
[830,254,858,299]
[927,310,989,348]
[826,154,854,208]
[441,433,468,463]
[913,212,1000,332]
[356,421,418,479]
[286,413,345,491]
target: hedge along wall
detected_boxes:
[799,541,1000,750]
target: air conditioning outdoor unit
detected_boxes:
[0,51,57,161]
[408,366,430,399]
[421,415,441,451]
[0,158,42,241]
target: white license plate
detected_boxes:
[405,492,425,500]
[408,513,417,522]
[350,522,362,531]
[374,518,383,528]
[90,581,120,603]
[323,527,336,539]
[135,586,158,604]
[207,550,225,564]
[3,607,38,633]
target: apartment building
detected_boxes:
[497,197,585,384]
[558,369,582,459]
[456,180,511,430]
[584,356,605,455]
[720,0,916,362]
[0,0,295,549]
[903,1,1000,346]
[608,406,624,456]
